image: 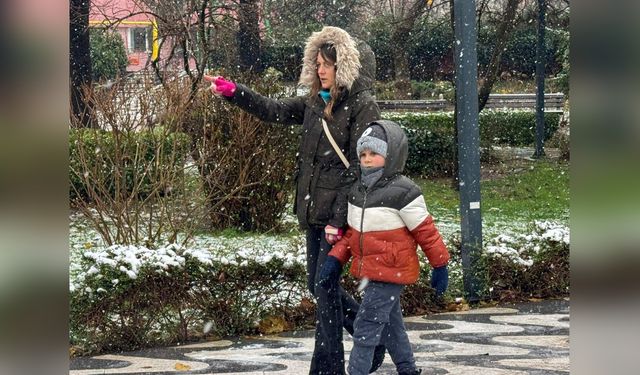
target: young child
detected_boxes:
[318,120,450,375]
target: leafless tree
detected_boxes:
[70,79,208,247]
[477,0,520,112]
[379,1,429,98]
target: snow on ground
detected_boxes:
[69,211,306,283]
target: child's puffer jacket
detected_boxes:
[329,120,450,284]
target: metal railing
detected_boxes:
[377,93,565,112]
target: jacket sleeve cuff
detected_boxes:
[327,218,346,229]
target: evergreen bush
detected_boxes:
[387,112,457,177]
[366,19,565,81]
[479,110,561,147]
[69,243,308,354]
[90,29,128,82]
[408,20,454,81]
[262,45,303,82]
[69,128,191,201]
[501,26,563,77]
[482,221,570,300]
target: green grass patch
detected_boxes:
[413,159,569,301]
[414,159,569,231]
[481,160,569,222]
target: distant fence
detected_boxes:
[377,93,565,113]
[376,99,450,112]
[484,93,565,112]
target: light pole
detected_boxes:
[453,0,483,303]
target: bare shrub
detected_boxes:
[178,69,298,232]
[70,76,207,247]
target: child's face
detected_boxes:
[359,149,386,168]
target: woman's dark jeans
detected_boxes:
[306,226,359,375]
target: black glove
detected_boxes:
[431,266,449,297]
[318,256,343,290]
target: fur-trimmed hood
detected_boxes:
[299,26,363,92]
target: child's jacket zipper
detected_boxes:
[358,186,368,277]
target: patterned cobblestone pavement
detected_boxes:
[70,299,569,374]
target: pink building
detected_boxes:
[90,0,196,73]
[90,0,269,74]
[90,0,159,72]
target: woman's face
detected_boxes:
[316,52,336,90]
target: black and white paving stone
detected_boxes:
[70,299,569,374]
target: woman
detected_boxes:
[205,26,384,374]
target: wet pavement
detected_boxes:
[70,298,569,374]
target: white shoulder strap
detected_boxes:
[322,119,350,169]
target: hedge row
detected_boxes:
[69,243,444,355]
[69,129,191,201]
[387,110,562,177]
[69,244,308,354]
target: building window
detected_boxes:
[129,27,151,52]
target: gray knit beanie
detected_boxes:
[357,124,387,158]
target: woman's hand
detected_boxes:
[324,225,343,245]
[204,75,236,97]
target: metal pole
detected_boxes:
[453,0,483,303]
[533,0,547,158]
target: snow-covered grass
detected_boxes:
[485,220,570,267]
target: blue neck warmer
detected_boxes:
[319,89,331,103]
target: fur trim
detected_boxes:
[299,26,361,91]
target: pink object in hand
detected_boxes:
[211,77,236,97]
[324,225,344,245]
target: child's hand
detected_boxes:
[204,75,236,97]
[324,225,343,244]
[431,266,448,297]
[318,256,342,290]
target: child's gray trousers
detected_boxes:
[347,281,417,375]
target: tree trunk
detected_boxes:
[392,46,412,99]
[237,0,262,73]
[70,0,94,128]
[477,0,519,112]
[390,1,427,99]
